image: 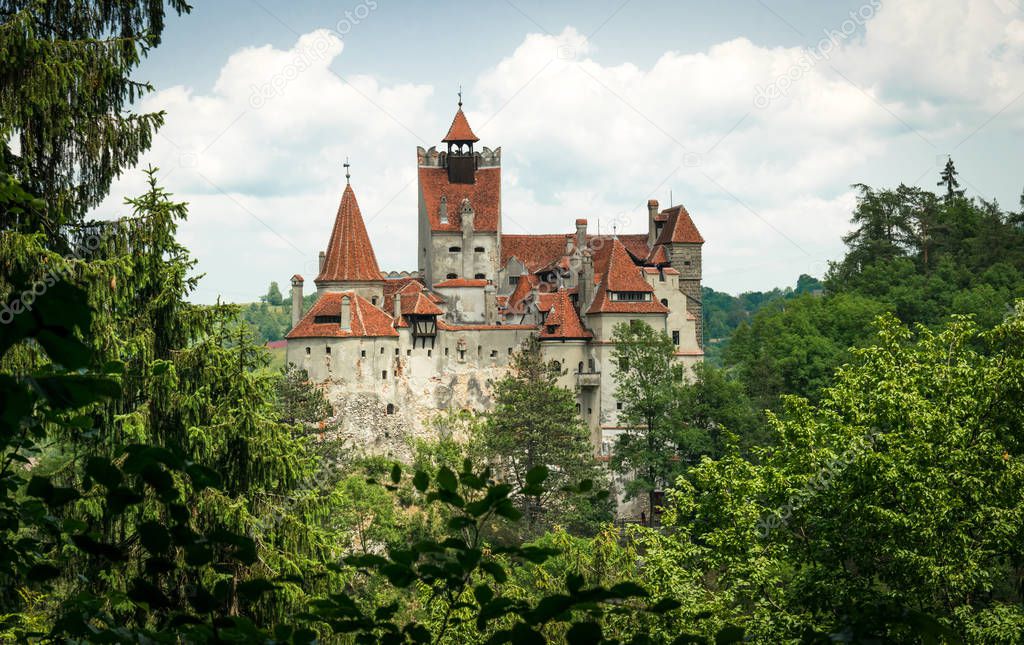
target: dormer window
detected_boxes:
[609,292,652,302]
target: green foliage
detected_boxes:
[479,338,612,537]
[263,281,284,306]
[240,301,291,342]
[609,321,684,519]
[660,309,1024,642]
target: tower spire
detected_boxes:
[343,157,351,185]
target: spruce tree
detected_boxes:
[937,156,964,201]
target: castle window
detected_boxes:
[372,297,378,305]
[546,325,557,334]
[610,292,651,302]
[490,350,498,358]
[577,361,584,374]
[508,276,520,286]
[659,270,665,282]
[446,273,457,280]
[427,349,432,357]
[684,260,691,266]
[305,347,311,355]
[395,348,400,356]
[616,401,623,410]
[474,273,486,280]
[407,349,412,356]
[474,246,485,253]
[459,349,465,360]
[587,407,592,415]
[575,403,581,414]
[661,298,669,307]
[588,358,595,372]
[386,403,395,415]
[380,347,385,354]
[508,347,513,355]
[672,330,680,345]
[445,347,449,356]
[325,346,331,355]
[382,370,388,380]
[360,350,366,358]
[449,246,461,253]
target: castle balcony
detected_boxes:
[576,371,601,388]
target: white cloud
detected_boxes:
[96,0,1024,302]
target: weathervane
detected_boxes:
[457,84,463,108]
[343,157,350,185]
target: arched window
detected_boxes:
[661,298,669,307]
[449,246,461,253]
[578,361,584,374]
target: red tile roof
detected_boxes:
[316,185,384,283]
[419,166,500,232]
[586,238,669,315]
[433,278,489,288]
[401,291,443,316]
[602,238,655,293]
[505,273,539,312]
[647,245,669,264]
[286,292,399,339]
[442,108,479,143]
[291,274,304,283]
[653,205,704,245]
[537,291,558,313]
[501,235,571,272]
[382,277,423,313]
[539,290,592,340]
[436,322,536,331]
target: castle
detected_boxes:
[285,102,704,470]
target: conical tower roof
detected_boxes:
[442,108,479,143]
[316,184,384,283]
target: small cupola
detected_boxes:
[442,89,480,184]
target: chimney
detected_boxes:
[579,252,595,314]
[290,274,304,328]
[439,195,448,224]
[318,251,326,273]
[340,294,351,331]
[393,293,402,325]
[575,219,588,253]
[461,198,475,278]
[647,200,659,248]
[484,284,497,325]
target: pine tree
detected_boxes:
[480,337,610,536]
[608,321,684,524]
[937,156,964,201]
[0,1,191,231]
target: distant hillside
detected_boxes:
[703,274,823,364]
[240,290,319,344]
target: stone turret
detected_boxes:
[290,274,304,328]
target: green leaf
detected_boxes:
[412,470,429,492]
[525,465,549,486]
[85,456,122,488]
[567,622,602,644]
[137,521,171,553]
[437,466,458,492]
[390,463,402,484]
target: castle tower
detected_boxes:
[417,95,502,288]
[314,164,386,305]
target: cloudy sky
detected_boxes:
[97,0,1024,302]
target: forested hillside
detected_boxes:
[2,2,1023,643]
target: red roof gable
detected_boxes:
[316,185,384,283]
[419,166,500,232]
[401,291,443,316]
[433,278,489,288]
[586,238,668,315]
[540,290,592,340]
[654,205,704,245]
[287,292,399,339]
[382,277,425,313]
[442,108,480,143]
